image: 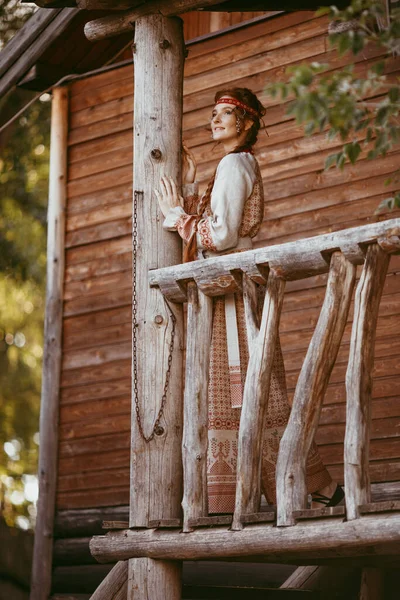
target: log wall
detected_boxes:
[58,10,400,511]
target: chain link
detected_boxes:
[132,190,177,443]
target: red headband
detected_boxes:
[216,97,259,119]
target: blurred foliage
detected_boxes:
[267,0,400,211]
[0,0,36,49]
[0,0,51,529]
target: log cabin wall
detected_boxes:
[58,9,400,513]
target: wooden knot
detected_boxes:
[154,425,164,436]
[151,148,162,160]
[154,315,164,325]
[159,39,170,50]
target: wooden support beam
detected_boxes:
[232,272,285,530]
[182,283,213,532]
[128,13,185,600]
[359,568,385,600]
[30,86,69,600]
[84,0,229,41]
[89,512,400,563]
[276,252,356,527]
[89,561,128,600]
[344,244,390,521]
[0,8,78,99]
[77,0,142,9]
[281,565,361,598]
[148,219,400,302]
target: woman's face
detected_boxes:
[210,102,238,146]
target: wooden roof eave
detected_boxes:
[0,7,78,99]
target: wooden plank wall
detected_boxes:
[58,11,400,509]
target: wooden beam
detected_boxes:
[77,1,142,8]
[0,8,61,79]
[84,0,230,41]
[128,13,185,600]
[148,219,400,302]
[276,252,356,527]
[280,565,361,597]
[344,244,390,521]
[30,86,69,600]
[359,568,385,600]
[89,512,400,563]
[0,8,78,99]
[232,272,285,530]
[89,561,128,600]
[182,283,213,532]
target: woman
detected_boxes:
[156,88,343,513]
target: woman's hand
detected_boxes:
[155,176,184,218]
[182,143,197,184]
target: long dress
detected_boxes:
[163,152,332,513]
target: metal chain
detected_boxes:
[132,190,177,443]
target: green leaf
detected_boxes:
[345,142,362,164]
[338,33,352,56]
[376,106,389,126]
[325,153,338,170]
[351,31,365,55]
[315,6,330,16]
[370,61,385,76]
[388,87,400,103]
[337,153,346,169]
[375,196,394,213]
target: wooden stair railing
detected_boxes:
[147,218,400,531]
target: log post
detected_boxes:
[232,271,286,531]
[30,86,68,600]
[128,14,185,600]
[344,244,390,521]
[182,282,213,532]
[276,252,356,527]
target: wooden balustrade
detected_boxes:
[88,218,400,573]
[232,271,285,530]
[182,282,213,532]
[345,244,391,521]
[149,219,400,530]
[276,252,356,526]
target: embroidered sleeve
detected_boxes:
[176,213,198,244]
[162,206,198,245]
[196,153,256,253]
[197,219,217,251]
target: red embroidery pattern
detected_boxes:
[239,161,264,238]
[207,293,332,513]
[198,219,217,252]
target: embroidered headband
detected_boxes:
[216,97,259,119]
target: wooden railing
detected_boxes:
[149,219,400,530]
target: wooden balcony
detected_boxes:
[90,218,400,566]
